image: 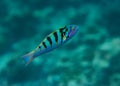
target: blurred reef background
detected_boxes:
[0,0,120,86]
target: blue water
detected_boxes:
[0,0,120,86]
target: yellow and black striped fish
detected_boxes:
[22,25,79,66]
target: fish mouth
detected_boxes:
[68,25,80,37]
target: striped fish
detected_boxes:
[22,25,79,66]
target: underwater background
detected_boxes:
[0,0,120,86]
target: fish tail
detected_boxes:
[22,51,35,66]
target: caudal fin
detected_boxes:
[22,51,34,66]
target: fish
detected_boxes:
[22,25,79,66]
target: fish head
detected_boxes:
[67,25,79,38]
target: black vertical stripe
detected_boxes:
[65,28,68,32]
[53,32,58,44]
[59,28,65,43]
[65,28,68,38]
[59,26,67,43]
[47,36,52,46]
[64,27,68,35]
[42,42,47,48]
